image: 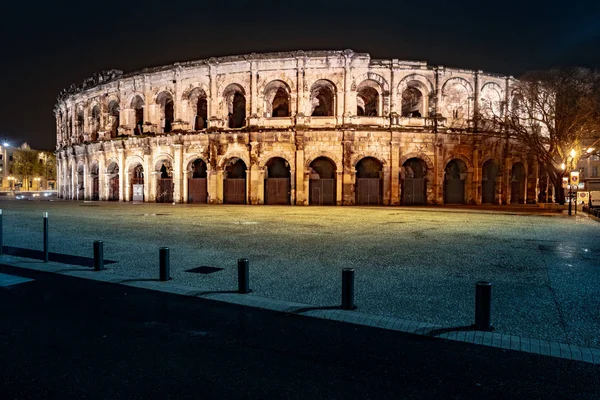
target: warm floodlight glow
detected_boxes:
[561,163,566,170]
[587,147,595,153]
[570,149,576,158]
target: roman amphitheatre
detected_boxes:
[54,49,539,206]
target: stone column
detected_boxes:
[209,62,218,123]
[143,153,151,202]
[303,169,310,205]
[343,64,351,125]
[98,152,106,201]
[118,148,125,201]
[382,166,391,205]
[472,147,481,205]
[256,168,265,205]
[336,171,343,206]
[390,60,398,116]
[207,167,218,204]
[251,61,258,118]
[173,144,183,203]
[503,158,512,204]
[215,168,224,204]
[149,171,158,203]
[390,137,401,205]
[296,57,306,119]
[295,134,306,205]
[182,171,189,203]
[82,158,88,200]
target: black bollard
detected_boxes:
[237,258,250,294]
[93,241,104,271]
[43,212,49,263]
[341,268,356,310]
[475,281,493,331]
[159,247,170,281]
[0,209,3,256]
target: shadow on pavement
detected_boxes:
[1,246,117,268]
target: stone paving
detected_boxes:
[2,200,600,352]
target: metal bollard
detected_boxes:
[341,268,356,310]
[0,209,3,256]
[237,258,250,294]
[43,212,49,263]
[93,241,104,271]
[475,281,493,331]
[159,247,170,281]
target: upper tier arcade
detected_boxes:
[54,49,513,149]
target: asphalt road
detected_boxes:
[1,265,598,400]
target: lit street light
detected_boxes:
[563,149,577,216]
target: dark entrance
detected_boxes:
[156,162,174,203]
[90,163,99,200]
[130,164,144,201]
[107,162,119,201]
[444,159,467,204]
[356,157,383,205]
[402,158,427,205]
[188,159,208,204]
[224,159,246,204]
[482,160,499,204]
[511,162,526,204]
[265,158,291,205]
[77,164,85,200]
[309,157,336,205]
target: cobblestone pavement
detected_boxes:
[2,200,599,349]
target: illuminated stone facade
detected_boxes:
[54,50,539,205]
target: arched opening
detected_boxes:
[76,108,84,142]
[310,80,336,117]
[77,163,85,199]
[107,162,119,201]
[443,79,471,125]
[155,159,173,203]
[356,81,379,116]
[401,87,424,117]
[355,157,383,205]
[265,157,291,205]
[91,105,101,141]
[223,158,247,204]
[131,96,144,135]
[195,96,208,130]
[188,158,208,203]
[402,158,427,205]
[309,157,336,205]
[130,163,144,201]
[511,162,526,204]
[108,101,120,138]
[264,81,291,117]
[90,163,99,200]
[224,84,246,128]
[157,92,174,133]
[482,160,499,204]
[444,159,467,204]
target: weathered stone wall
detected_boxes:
[55,50,537,205]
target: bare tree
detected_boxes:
[12,147,41,191]
[481,67,600,204]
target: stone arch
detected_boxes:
[482,158,501,204]
[444,153,473,171]
[264,157,291,205]
[218,152,251,170]
[187,157,209,176]
[355,156,384,205]
[184,154,211,172]
[153,154,174,174]
[130,95,145,135]
[89,160,100,200]
[510,161,527,204]
[127,156,145,201]
[352,72,390,93]
[398,74,434,117]
[126,155,145,174]
[308,156,337,206]
[263,80,292,117]
[351,153,387,168]
[187,157,209,203]
[128,93,145,108]
[76,161,85,199]
[480,82,504,118]
[444,158,469,204]
[107,99,120,138]
[223,83,246,128]
[156,91,175,133]
[184,86,208,130]
[106,160,120,201]
[442,77,473,123]
[399,152,434,174]
[401,157,429,205]
[259,152,294,170]
[309,79,336,116]
[154,155,174,203]
[223,157,247,204]
[304,152,341,171]
[356,80,382,117]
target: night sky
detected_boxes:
[2,0,599,151]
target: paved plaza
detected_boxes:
[2,200,599,348]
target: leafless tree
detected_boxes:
[480,67,600,203]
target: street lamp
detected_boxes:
[564,149,577,216]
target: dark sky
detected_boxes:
[2,0,599,151]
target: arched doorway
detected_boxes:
[130,163,144,201]
[188,159,208,203]
[482,160,499,204]
[224,158,246,204]
[355,157,383,205]
[157,92,174,133]
[265,157,291,205]
[309,157,336,205]
[402,158,427,205]
[77,163,85,200]
[107,162,119,201]
[90,163,99,200]
[511,162,526,204]
[156,160,173,203]
[310,80,336,116]
[444,159,467,204]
